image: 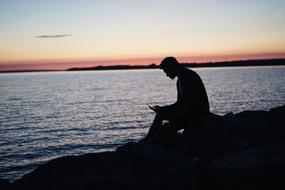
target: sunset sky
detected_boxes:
[0,0,285,71]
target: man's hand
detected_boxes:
[147,104,162,113]
[153,105,162,113]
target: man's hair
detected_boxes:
[160,57,180,69]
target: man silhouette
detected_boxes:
[141,57,210,154]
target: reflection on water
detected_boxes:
[0,66,285,181]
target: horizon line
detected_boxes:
[1,58,285,73]
[1,52,285,71]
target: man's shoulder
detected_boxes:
[180,67,198,78]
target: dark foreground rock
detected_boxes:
[0,178,10,190]
[13,143,195,190]
[205,142,285,190]
[2,105,285,190]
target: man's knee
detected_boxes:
[150,123,180,148]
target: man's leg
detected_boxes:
[176,117,203,155]
[140,112,165,143]
[148,123,180,149]
[177,127,201,156]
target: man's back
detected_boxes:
[178,67,210,116]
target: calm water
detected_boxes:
[1,66,285,181]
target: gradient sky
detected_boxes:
[0,0,285,70]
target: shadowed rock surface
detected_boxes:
[1,105,285,190]
[205,142,285,190]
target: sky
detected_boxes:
[0,0,285,71]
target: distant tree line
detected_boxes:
[68,63,157,71]
[67,58,285,71]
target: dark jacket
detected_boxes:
[162,67,210,118]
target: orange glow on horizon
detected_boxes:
[0,52,285,71]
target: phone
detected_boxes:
[146,103,156,111]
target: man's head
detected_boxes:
[160,57,180,79]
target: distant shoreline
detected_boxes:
[1,58,285,73]
[67,58,285,71]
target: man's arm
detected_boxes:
[158,78,183,114]
[158,101,181,113]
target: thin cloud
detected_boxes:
[35,34,72,38]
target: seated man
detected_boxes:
[141,57,210,154]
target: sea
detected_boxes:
[1,66,285,181]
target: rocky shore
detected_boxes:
[1,105,285,190]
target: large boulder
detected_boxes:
[13,142,194,190]
[0,178,10,190]
[269,105,285,133]
[204,142,285,190]
[224,105,285,148]
[197,113,240,160]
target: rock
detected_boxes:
[197,113,240,160]
[117,142,192,172]
[13,142,194,190]
[205,142,285,190]
[269,104,285,114]
[117,142,194,182]
[0,178,11,190]
[224,106,285,148]
[269,105,285,133]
